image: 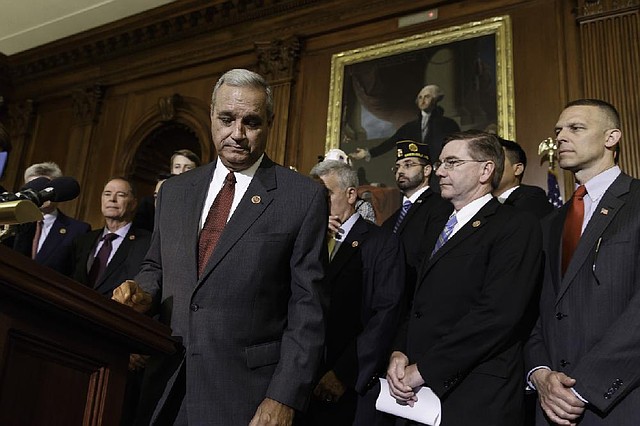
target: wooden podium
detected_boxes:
[0,244,175,426]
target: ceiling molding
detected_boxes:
[8,0,320,83]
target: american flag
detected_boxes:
[547,169,563,208]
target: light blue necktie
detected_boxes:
[431,214,457,257]
[393,200,412,233]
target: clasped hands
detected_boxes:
[530,368,585,425]
[386,351,424,407]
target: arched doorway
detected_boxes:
[129,122,202,231]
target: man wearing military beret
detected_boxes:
[382,140,452,309]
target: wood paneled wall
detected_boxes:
[0,0,637,226]
[576,1,640,178]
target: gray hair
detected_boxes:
[310,160,359,190]
[210,69,274,120]
[444,130,505,190]
[24,161,62,182]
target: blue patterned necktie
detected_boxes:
[431,213,458,257]
[393,200,412,233]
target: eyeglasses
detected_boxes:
[391,162,425,173]
[433,159,489,171]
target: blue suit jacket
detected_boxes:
[13,210,90,276]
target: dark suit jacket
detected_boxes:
[397,198,543,426]
[135,156,328,425]
[382,188,452,305]
[305,216,404,426]
[71,226,151,297]
[526,173,640,425]
[369,107,460,191]
[12,210,90,276]
[504,184,554,220]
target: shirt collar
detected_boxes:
[102,222,132,239]
[497,185,519,203]
[455,193,493,225]
[334,212,360,242]
[214,154,264,182]
[404,185,430,203]
[582,166,621,204]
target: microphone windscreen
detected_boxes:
[46,176,81,202]
[21,176,51,192]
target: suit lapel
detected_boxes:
[327,217,366,281]
[185,163,216,284]
[557,174,630,302]
[397,189,431,234]
[36,213,68,263]
[547,206,566,294]
[197,157,277,285]
[96,228,135,288]
[419,198,499,287]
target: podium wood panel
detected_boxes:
[0,245,174,426]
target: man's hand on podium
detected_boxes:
[112,280,152,314]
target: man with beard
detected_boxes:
[350,85,460,191]
[382,140,452,306]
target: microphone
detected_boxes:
[0,176,81,206]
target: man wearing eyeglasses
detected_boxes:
[382,140,451,309]
[386,130,543,426]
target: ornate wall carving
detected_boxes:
[71,85,105,126]
[256,37,302,83]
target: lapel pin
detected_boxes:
[600,208,609,215]
[59,228,67,234]
[472,220,481,228]
[251,195,261,204]
[129,235,136,240]
[352,241,359,248]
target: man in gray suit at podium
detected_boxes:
[114,69,328,426]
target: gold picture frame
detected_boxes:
[326,15,515,186]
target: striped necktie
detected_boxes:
[431,213,457,257]
[393,200,412,233]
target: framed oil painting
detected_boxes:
[326,15,515,187]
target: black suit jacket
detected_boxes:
[526,173,640,425]
[369,107,460,191]
[397,198,543,426]
[382,188,452,304]
[307,217,404,426]
[504,184,554,220]
[324,217,404,393]
[12,210,91,276]
[71,226,151,297]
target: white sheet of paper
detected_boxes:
[375,378,441,426]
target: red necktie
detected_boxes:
[88,233,119,287]
[198,172,236,276]
[31,220,43,259]
[562,185,587,276]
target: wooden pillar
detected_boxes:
[575,0,640,177]
[255,36,301,167]
[5,100,36,191]
[67,84,105,218]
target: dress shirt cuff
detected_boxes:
[571,387,589,404]
[526,366,551,391]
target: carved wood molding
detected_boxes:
[575,0,639,21]
[255,37,302,83]
[7,100,36,138]
[71,85,105,126]
[158,94,183,122]
[9,0,320,83]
